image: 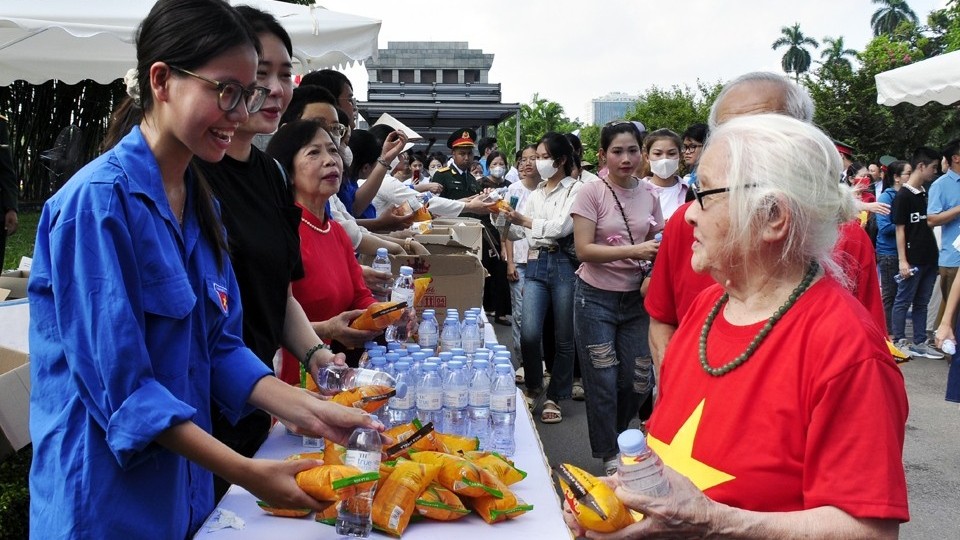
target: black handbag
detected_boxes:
[556,233,580,266]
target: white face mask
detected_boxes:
[650,158,679,179]
[389,156,400,169]
[536,159,559,179]
[428,164,440,175]
[340,144,353,168]
[490,166,506,178]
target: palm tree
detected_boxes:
[772,24,819,82]
[820,36,857,70]
[871,0,919,36]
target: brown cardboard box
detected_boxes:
[413,221,484,257]
[0,269,29,300]
[361,253,485,317]
[0,346,30,459]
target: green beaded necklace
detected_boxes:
[699,262,820,377]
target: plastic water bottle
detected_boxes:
[416,362,444,428]
[336,418,383,537]
[405,344,422,355]
[370,247,392,302]
[314,365,404,397]
[438,351,454,379]
[617,428,670,497]
[441,314,461,352]
[467,359,491,449]
[942,339,957,355]
[368,355,387,374]
[384,352,400,377]
[389,362,417,426]
[489,364,517,456]
[894,266,919,284]
[385,266,416,343]
[442,360,469,435]
[461,316,481,358]
[418,311,439,349]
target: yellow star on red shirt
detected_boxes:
[647,399,736,491]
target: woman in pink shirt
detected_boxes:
[570,121,663,475]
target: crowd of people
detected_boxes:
[18,0,957,537]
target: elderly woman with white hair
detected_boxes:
[568,114,909,539]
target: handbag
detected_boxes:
[556,233,580,266]
[600,178,652,279]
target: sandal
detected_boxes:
[523,387,541,409]
[515,366,525,385]
[571,380,585,401]
[541,400,562,424]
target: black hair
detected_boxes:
[411,151,428,166]
[912,146,941,170]
[299,69,353,98]
[335,107,350,130]
[564,133,583,157]
[515,143,537,163]
[235,5,291,56]
[486,151,509,169]
[478,136,497,155]
[600,122,643,151]
[280,85,337,126]
[539,132,575,177]
[265,119,328,178]
[845,161,866,179]
[347,129,380,181]
[942,139,960,164]
[643,128,682,154]
[883,160,909,190]
[429,152,448,165]
[681,123,709,144]
[368,124,394,147]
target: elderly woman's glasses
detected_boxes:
[169,66,270,113]
[691,183,758,209]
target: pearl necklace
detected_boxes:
[301,216,330,234]
[699,262,819,377]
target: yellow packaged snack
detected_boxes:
[284,451,325,462]
[377,459,399,492]
[409,451,503,498]
[314,503,339,524]
[465,486,533,523]
[384,420,442,458]
[372,460,440,536]
[415,482,470,521]
[332,384,396,413]
[255,501,312,518]
[467,452,527,486]
[349,301,408,331]
[413,277,432,306]
[295,464,379,502]
[555,463,634,533]
[435,432,479,454]
[323,440,346,466]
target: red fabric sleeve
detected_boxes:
[835,221,886,333]
[336,223,376,310]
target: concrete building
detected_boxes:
[592,92,639,125]
[359,41,518,149]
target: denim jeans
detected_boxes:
[947,349,960,403]
[521,250,576,401]
[508,263,526,358]
[892,263,937,344]
[574,278,652,459]
[877,254,898,335]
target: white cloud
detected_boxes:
[319,0,945,124]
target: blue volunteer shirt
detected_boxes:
[928,168,960,267]
[28,127,272,539]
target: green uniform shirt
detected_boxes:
[431,165,481,201]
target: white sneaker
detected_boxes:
[603,458,618,476]
[908,342,945,359]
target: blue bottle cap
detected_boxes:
[422,362,438,371]
[617,429,648,455]
[376,247,388,257]
[394,381,408,399]
[400,266,414,276]
[405,344,421,353]
[448,360,464,370]
[472,359,488,369]
[395,361,410,371]
[385,352,400,363]
[495,364,513,374]
[439,352,453,361]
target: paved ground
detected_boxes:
[492,322,960,539]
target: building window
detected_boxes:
[420,70,436,84]
[464,70,479,83]
[442,70,458,84]
[398,69,415,83]
[377,69,393,83]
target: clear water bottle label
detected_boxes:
[345,449,381,473]
[443,389,468,408]
[390,393,414,409]
[391,288,414,305]
[417,391,442,411]
[469,389,490,406]
[419,331,438,348]
[490,393,515,412]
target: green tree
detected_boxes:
[495,94,581,160]
[929,0,960,53]
[625,81,723,133]
[819,36,858,70]
[871,0,920,37]
[772,23,820,82]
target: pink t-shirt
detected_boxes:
[570,179,663,292]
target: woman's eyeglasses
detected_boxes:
[682,143,704,153]
[170,66,270,114]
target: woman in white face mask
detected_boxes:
[642,129,691,220]
[480,150,511,189]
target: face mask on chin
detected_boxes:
[536,159,559,179]
[650,158,679,179]
[340,144,354,168]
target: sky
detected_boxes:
[319,0,949,123]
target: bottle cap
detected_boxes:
[422,362,438,371]
[395,381,408,399]
[495,364,513,374]
[473,359,488,368]
[452,356,468,365]
[439,352,453,361]
[617,429,648,455]
[405,344,421,353]
[448,360,464,369]
[395,361,410,371]
[400,265,414,276]
[376,247,388,257]
[451,348,465,356]
[387,342,402,351]
[364,341,378,350]
[385,352,400,363]
[411,352,428,362]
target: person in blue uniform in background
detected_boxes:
[27,1,382,538]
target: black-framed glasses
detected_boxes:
[169,66,270,113]
[691,183,759,209]
[682,143,704,153]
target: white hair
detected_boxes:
[707,72,815,129]
[705,114,857,280]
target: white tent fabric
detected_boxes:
[875,50,960,106]
[0,0,380,85]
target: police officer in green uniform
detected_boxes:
[431,128,482,201]
[0,113,18,264]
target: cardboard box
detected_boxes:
[362,252,485,317]
[413,222,484,256]
[0,346,30,459]
[0,269,29,300]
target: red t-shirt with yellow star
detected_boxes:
[648,276,909,521]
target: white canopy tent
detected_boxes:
[875,50,960,106]
[0,0,381,85]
